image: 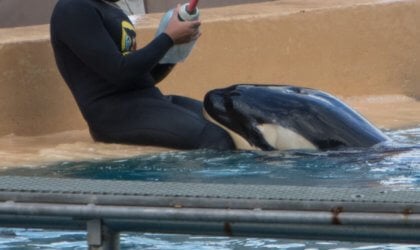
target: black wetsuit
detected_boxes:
[50,0,234,149]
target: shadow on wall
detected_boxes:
[0,0,58,28]
[0,0,146,28]
[143,0,273,13]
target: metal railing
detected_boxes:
[0,176,419,249]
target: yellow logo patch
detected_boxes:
[121,20,136,55]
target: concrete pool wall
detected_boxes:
[0,0,419,166]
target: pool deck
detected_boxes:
[0,176,420,247]
[0,0,420,167]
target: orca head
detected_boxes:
[204,84,389,151]
[203,84,319,150]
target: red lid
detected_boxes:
[187,0,199,13]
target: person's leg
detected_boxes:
[167,95,235,150]
[197,122,235,150]
[90,96,234,150]
[167,95,203,114]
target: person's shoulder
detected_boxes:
[54,0,96,12]
[52,0,102,22]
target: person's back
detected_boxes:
[51,0,173,122]
[50,0,234,150]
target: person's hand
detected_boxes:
[164,4,201,44]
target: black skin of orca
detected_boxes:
[204,84,389,151]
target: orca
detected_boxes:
[203,84,389,151]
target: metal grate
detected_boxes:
[0,176,419,210]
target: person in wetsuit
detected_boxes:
[50,0,234,150]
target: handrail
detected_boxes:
[0,176,419,249]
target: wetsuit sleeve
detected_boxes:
[54,2,174,87]
[150,63,175,83]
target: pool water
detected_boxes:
[0,127,419,249]
[2,229,420,250]
[2,127,419,189]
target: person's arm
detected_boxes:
[150,63,175,83]
[53,1,173,88]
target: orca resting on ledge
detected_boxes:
[203,84,389,151]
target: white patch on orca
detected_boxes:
[203,109,260,150]
[204,109,317,151]
[257,124,317,150]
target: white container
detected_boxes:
[155,3,200,64]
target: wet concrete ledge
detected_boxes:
[0,0,419,137]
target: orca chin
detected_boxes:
[203,84,389,151]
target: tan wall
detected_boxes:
[0,0,419,136]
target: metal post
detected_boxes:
[87,219,120,250]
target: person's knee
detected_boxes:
[198,123,235,150]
